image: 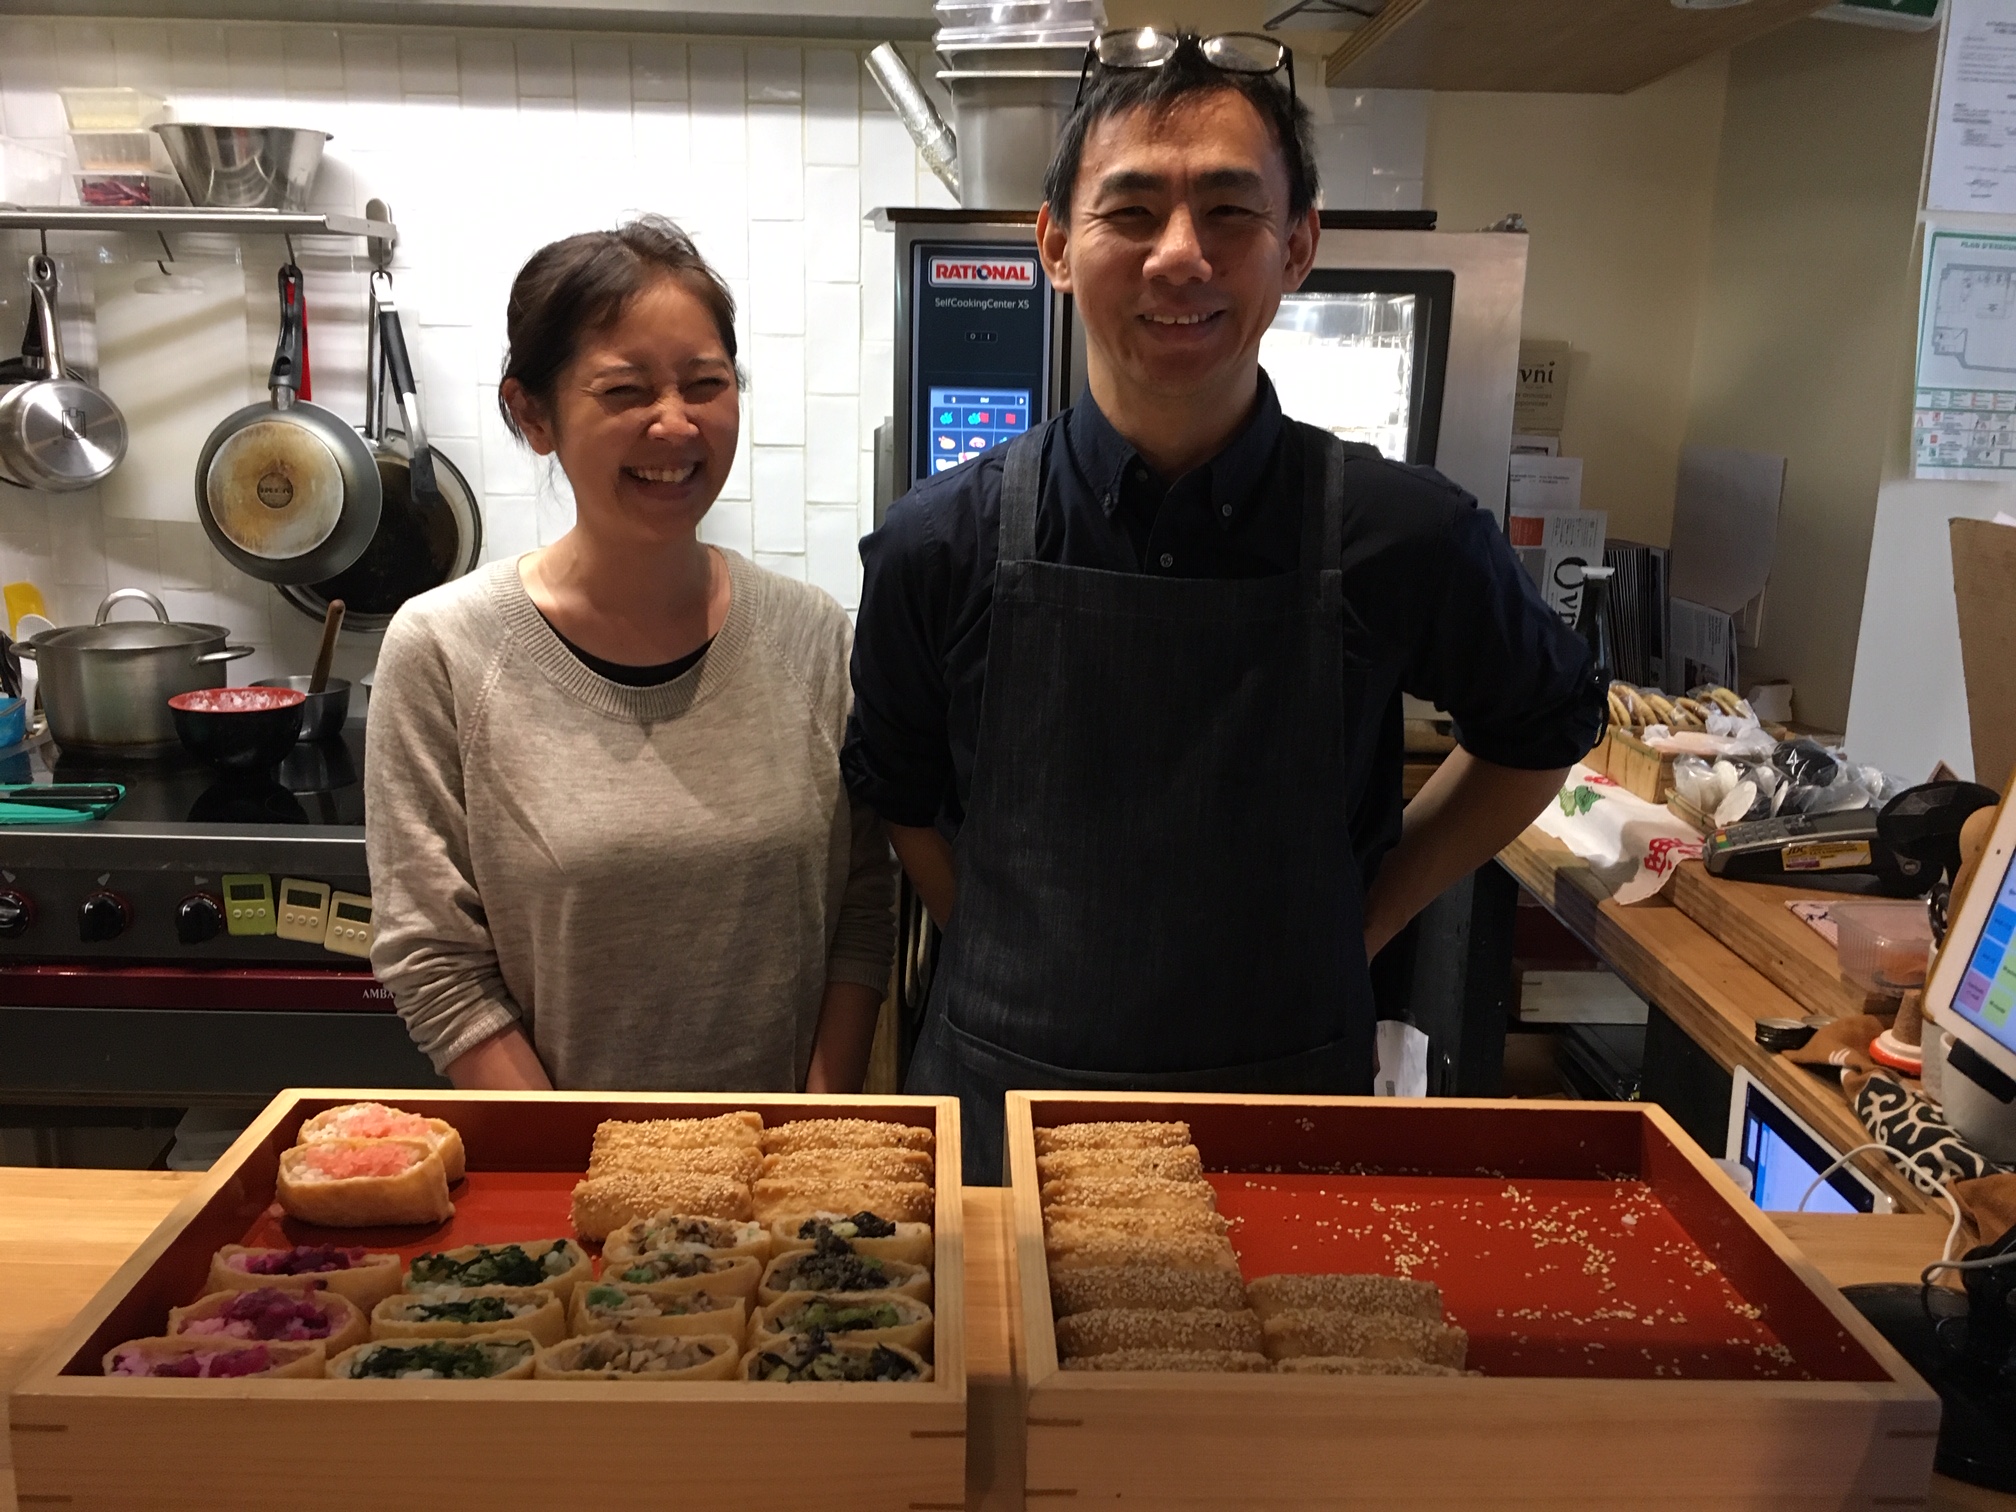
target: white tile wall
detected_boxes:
[0,18,1426,684]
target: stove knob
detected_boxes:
[78,890,131,943]
[175,893,225,945]
[0,889,33,939]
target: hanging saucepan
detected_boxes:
[0,256,128,492]
[278,271,481,634]
[194,263,381,584]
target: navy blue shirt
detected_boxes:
[842,374,1603,878]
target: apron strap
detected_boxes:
[1298,424,1349,575]
[997,423,1049,565]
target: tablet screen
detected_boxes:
[1952,846,2016,1058]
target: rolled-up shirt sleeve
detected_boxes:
[364,613,523,1074]
[826,795,897,991]
[1407,505,1606,769]
[842,492,956,829]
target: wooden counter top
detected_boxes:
[0,1169,2005,1510]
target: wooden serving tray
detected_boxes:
[1006,1092,1938,1510]
[12,1089,966,1512]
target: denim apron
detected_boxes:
[906,418,1377,1184]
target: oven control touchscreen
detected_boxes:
[927,388,1029,472]
[221,874,276,936]
[277,878,332,943]
[324,891,375,958]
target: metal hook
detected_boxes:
[284,232,298,265]
[37,227,47,256]
[156,230,175,280]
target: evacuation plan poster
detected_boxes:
[1916,228,2016,477]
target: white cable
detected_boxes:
[1793,1139,1967,1264]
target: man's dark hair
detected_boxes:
[1040,36,1320,225]
[499,214,742,439]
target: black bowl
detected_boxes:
[168,687,305,774]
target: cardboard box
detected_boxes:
[11,1089,966,1512]
[1007,1091,1938,1510]
[1951,517,2016,795]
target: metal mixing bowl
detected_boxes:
[254,675,350,742]
[153,125,331,211]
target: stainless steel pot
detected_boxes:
[0,256,128,492]
[16,588,253,757]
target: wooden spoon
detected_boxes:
[308,598,345,694]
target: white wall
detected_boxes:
[0,17,1426,690]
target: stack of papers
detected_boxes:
[1600,540,1670,689]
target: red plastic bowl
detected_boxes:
[168,687,306,715]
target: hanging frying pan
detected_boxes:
[278,271,480,634]
[194,263,381,584]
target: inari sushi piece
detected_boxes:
[757,1147,934,1186]
[1054,1307,1263,1360]
[1276,1356,1469,1378]
[587,1113,762,1167]
[1045,1231,1241,1274]
[1061,1349,1270,1373]
[759,1118,935,1156]
[105,1336,326,1379]
[1038,1176,1218,1213]
[603,1212,772,1267]
[296,1102,466,1184]
[1050,1264,1248,1317]
[1244,1273,1443,1324]
[328,1334,538,1380]
[1044,1205,1229,1242]
[169,1285,368,1356]
[739,1331,931,1383]
[1033,1121,1191,1156]
[405,1240,591,1305]
[1261,1310,1468,1369]
[586,1141,763,1185]
[770,1211,934,1268]
[751,1177,932,1225]
[535,1330,740,1381]
[570,1171,752,1239]
[752,1290,934,1357]
[370,1286,565,1346]
[602,1245,761,1303]
[276,1139,452,1227]
[758,1243,932,1307]
[1035,1146,1204,1184]
[570,1282,748,1345]
[208,1245,402,1311]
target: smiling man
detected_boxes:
[843,33,1605,1182]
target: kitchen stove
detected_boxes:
[0,721,440,1106]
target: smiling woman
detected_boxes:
[363,216,896,1100]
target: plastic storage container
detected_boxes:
[1832,900,1934,996]
[0,139,65,205]
[58,88,165,131]
[74,172,187,207]
[69,130,171,172]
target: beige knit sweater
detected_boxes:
[364,551,895,1090]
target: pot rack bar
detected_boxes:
[0,205,397,266]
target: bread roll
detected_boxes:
[276,1139,453,1227]
[752,1290,934,1358]
[169,1285,368,1356]
[570,1171,752,1239]
[1036,1146,1203,1184]
[296,1102,466,1184]
[105,1335,325,1379]
[207,1245,402,1311]
[603,1212,771,1267]
[759,1118,935,1156]
[1033,1121,1191,1155]
[1055,1307,1263,1359]
[769,1212,933,1268]
[1260,1310,1467,1369]
[1050,1264,1247,1317]
[327,1334,538,1380]
[1244,1273,1442,1324]
[534,1330,739,1381]
[406,1240,591,1305]
[569,1282,747,1344]
[370,1286,564,1346]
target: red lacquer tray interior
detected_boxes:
[1031,1098,1889,1384]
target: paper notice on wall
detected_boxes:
[1507,454,1583,512]
[1508,506,1607,627]
[1668,445,1783,615]
[1514,339,1571,434]
[1928,0,2016,215]
[1914,227,2016,476]
[1669,597,1738,693]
